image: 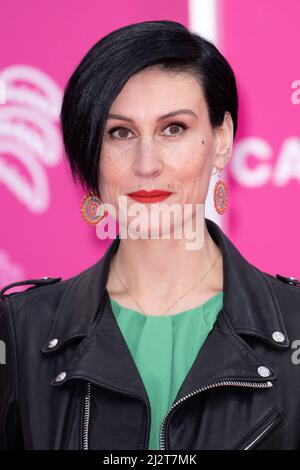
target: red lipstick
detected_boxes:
[127,189,173,203]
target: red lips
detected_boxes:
[127,189,173,203]
[128,190,171,197]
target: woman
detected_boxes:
[1,20,300,451]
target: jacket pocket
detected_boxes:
[232,408,284,450]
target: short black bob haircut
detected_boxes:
[60,20,238,198]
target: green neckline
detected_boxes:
[109,291,223,319]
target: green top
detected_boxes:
[109,291,224,450]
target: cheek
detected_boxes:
[99,150,126,184]
[172,141,213,179]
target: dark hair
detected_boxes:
[60,20,238,198]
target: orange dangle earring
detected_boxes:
[213,165,229,215]
[80,192,109,226]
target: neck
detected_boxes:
[106,218,224,309]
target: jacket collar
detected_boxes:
[42,218,289,401]
[42,217,289,352]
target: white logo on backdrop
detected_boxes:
[0,80,6,104]
[0,250,25,286]
[231,137,300,186]
[0,65,63,213]
[291,80,300,105]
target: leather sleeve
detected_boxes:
[0,298,24,449]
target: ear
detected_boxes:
[213,111,234,171]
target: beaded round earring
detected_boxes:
[80,192,108,226]
[212,165,229,215]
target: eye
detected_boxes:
[107,120,188,140]
[108,126,134,140]
[163,120,188,137]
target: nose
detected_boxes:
[132,140,164,178]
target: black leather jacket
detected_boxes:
[1,218,300,450]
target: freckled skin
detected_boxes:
[99,66,233,235]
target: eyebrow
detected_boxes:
[107,109,198,122]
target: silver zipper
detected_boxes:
[244,418,278,450]
[82,382,91,450]
[82,378,273,450]
[81,381,151,449]
[159,379,273,450]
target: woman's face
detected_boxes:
[99,67,232,238]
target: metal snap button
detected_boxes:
[55,371,66,383]
[272,331,285,343]
[257,366,271,377]
[48,338,59,349]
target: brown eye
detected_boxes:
[163,121,188,137]
[108,126,133,140]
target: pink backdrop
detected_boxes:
[219,0,300,278]
[0,0,299,291]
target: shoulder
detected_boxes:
[0,275,76,331]
[0,277,63,301]
[260,270,300,322]
[262,270,300,293]
[0,250,106,338]
[0,276,73,305]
